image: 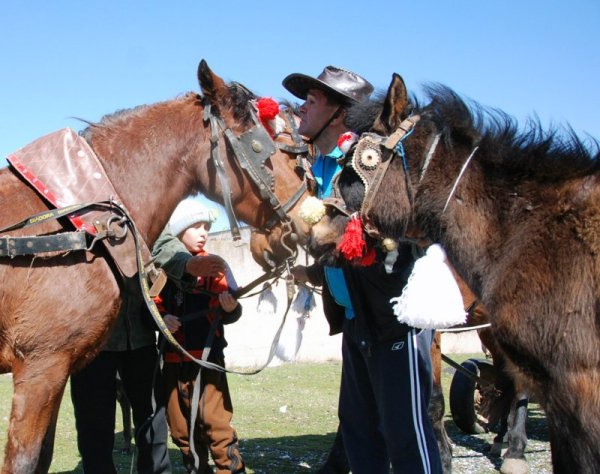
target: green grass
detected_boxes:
[0,354,550,473]
[0,362,342,473]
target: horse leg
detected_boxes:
[429,332,452,474]
[543,377,600,474]
[35,400,61,474]
[499,391,529,474]
[2,356,69,474]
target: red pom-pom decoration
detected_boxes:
[338,215,366,261]
[257,97,280,138]
[337,132,358,155]
[257,97,279,120]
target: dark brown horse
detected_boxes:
[309,73,600,473]
[0,60,309,473]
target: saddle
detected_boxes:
[6,128,151,277]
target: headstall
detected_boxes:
[203,101,308,257]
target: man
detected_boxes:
[284,66,442,474]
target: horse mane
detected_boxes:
[348,85,600,182]
[419,83,600,181]
[81,80,260,141]
[80,92,202,141]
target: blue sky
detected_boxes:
[2,1,599,231]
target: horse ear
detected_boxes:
[198,59,228,104]
[373,73,410,134]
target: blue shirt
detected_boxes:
[311,147,343,199]
[313,146,355,319]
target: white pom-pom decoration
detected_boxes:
[298,196,326,225]
[390,244,466,329]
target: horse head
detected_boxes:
[197,61,311,268]
[306,74,422,265]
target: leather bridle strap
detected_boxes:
[203,104,242,241]
[360,116,421,234]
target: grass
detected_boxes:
[0,354,551,473]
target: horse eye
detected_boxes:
[359,147,380,170]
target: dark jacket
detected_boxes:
[307,243,416,343]
[157,260,241,363]
[104,228,192,351]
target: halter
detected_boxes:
[323,115,421,241]
[203,102,308,260]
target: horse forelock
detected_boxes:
[419,84,600,181]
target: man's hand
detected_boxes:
[163,314,181,333]
[185,255,226,278]
[291,265,309,284]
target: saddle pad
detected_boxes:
[6,128,149,277]
[7,128,119,233]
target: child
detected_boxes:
[155,198,245,474]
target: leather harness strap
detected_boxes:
[204,104,242,241]
[359,116,420,235]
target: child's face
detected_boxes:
[180,222,211,253]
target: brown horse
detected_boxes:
[309,73,600,473]
[0,60,309,473]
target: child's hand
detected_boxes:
[218,292,239,313]
[163,314,181,333]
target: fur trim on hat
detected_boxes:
[169,198,218,237]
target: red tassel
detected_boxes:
[338,215,366,261]
[358,247,377,267]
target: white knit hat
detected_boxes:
[168,198,218,237]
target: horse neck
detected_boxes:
[88,97,208,245]
[416,141,496,294]
[89,97,305,245]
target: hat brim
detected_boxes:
[282,73,353,104]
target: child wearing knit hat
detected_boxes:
[156,197,246,474]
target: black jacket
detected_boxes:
[308,244,416,343]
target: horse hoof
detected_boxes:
[490,441,507,456]
[500,457,528,474]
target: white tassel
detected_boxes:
[390,244,466,329]
[256,283,277,314]
[291,285,316,317]
[275,312,308,362]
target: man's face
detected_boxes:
[297,89,339,139]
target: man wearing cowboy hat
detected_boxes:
[283,66,372,198]
[285,67,442,474]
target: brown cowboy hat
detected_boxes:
[282,66,374,105]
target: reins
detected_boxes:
[0,98,311,376]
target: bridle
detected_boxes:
[203,97,309,261]
[323,115,422,243]
[324,113,478,251]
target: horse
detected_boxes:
[0,59,309,473]
[308,73,600,473]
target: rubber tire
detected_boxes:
[449,358,496,434]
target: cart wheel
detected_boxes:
[449,358,496,434]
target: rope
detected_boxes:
[437,323,492,333]
[443,146,479,213]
